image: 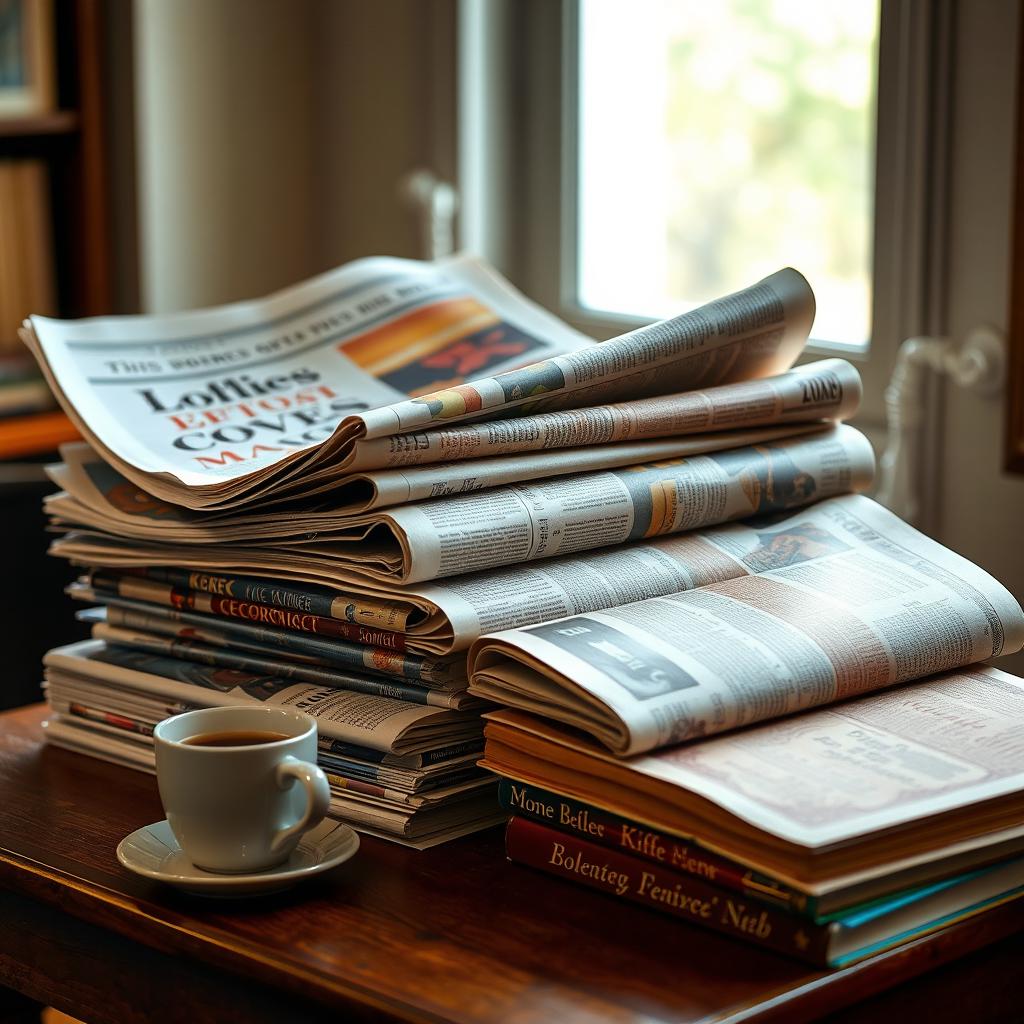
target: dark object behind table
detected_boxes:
[0,463,87,710]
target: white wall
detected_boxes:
[134,0,320,312]
[133,0,444,314]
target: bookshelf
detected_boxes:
[1,1,111,704]
[0,0,111,460]
[0,111,79,138]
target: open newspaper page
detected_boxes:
[23,254,588,505]
[625,665,1024,851]
[22,257,814,508]
[482,664,1024,865]
[48,425,875,585]
[469,496,1024,755]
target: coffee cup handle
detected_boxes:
[270,756,332,855]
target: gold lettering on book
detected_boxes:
[721,899,772,938]
[621,824,665,860]
[669,845,719,880]
[637,871,715,918]
[188,572,232,596]
[549,842,630,896]
[509,785,555,818]
[619,827,719,880]
[560,804,605,838]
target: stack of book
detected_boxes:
[467,495,1024,963]
[22,253,878,849]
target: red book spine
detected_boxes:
[498,779,805,912]
[89,571,409,651]
[505,817,832,965]
[196,593,408,651]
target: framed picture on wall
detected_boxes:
[0,0,55,118]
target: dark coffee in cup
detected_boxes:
[154,706,332,872]
[182,730,291,748]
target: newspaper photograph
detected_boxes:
[468,496,1024,755]
[23,256,815,508]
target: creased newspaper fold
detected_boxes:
[47,424,875,585]
[468,495,1024,755]
[45,356,862,521]
[22,254,815,509]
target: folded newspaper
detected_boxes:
[30,254,893,851]
[22,256,818,509]
[48,423,873,585]
[64,491,935,662]
[468,494,1024,755]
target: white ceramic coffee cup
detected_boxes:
[153,705,331,874]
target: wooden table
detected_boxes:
[1,704,1022,1024]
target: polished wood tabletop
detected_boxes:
[0,703,1021,1024]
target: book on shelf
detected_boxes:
[0,159,55,355]
[0,354,53,416]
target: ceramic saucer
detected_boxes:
[116,818,359,897]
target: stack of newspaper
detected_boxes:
[23,254,875,847]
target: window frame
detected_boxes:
[456,0,957,432]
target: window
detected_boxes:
[458,0,955,427]
[576,1,878,350]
